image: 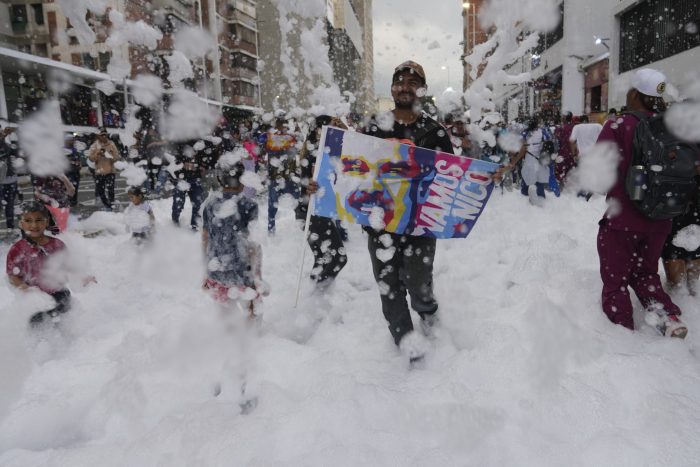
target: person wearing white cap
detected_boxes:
[595,68,687,338]
[630,68,668,103]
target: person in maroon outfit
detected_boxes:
[554,112,576,185]
[596,68,689,338]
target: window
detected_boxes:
[231,80,257,98]
[535,2,564,54]
[66,18,79,45]
[620,0,700,72]
[32,4,44,26]
[98,52,111,72]
[10,5,27,34]
[34,43,48,57]
[230,24,257,44]
[82,53,96,70]
[162,13,187,34]
[229,52,257,71]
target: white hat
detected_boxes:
[631,68,667,97]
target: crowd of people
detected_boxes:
[3,62,698,365]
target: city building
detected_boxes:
[198,0,261,118]
[461,0,488,91]
[0,0,262,127]
[257,0,373,115]
[468,0,699,123]
[608,0,699,109]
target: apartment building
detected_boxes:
[257,0,374,115]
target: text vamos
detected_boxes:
[413,158,491,236]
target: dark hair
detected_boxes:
[216,161,245,188]
[563,112,573,123]
[608,108,617,115]
[580,115,589,123]
[128,186,145,197]
[526,114,541,132]
[308,115,332,144]
[20,201,50,218]
[315,115,332,128]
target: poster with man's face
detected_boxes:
[313,127,499,239]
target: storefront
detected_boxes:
[583,58,609,122]
[532,66,562,123]
[0,46,126,130]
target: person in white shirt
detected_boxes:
[506,114,554,205]
[124,186,155,243]
[569,115,603,160]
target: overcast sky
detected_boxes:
[372,1,464,98]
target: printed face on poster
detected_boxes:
[312,127,499,239]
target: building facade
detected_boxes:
[0,0,261,126]
[198,0,260,114]
[257,0,373,115]
[468,0,699,122]
[461,0,488,91]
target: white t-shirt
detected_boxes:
[570,123,603,154]
[125,201,153,234]
[521,128,550,186]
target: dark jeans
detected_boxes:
[147,163,163,192]
[29,289,72,327]
[268,178,299,232]
[520,180,546,198]
[66,169,81,207]
[172,177,204,228]
[367,229,438,345]
[95,173,116,211]
[597,223,681,329]
[308,215,347,284]
[0,182,17,229]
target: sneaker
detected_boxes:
[659,314,688,339]
[646,311,688,339]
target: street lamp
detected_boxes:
[594,37,610,50]
[441,65,451,88]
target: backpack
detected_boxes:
[624,111,700,220]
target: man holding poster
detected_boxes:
[361,61,454,363]
[310,62,500,364]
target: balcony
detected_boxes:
[221,36,257,55]
[228,9,257,31]
[226,94,258,107]
[220,66,257,81]
[232,40,257,55]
